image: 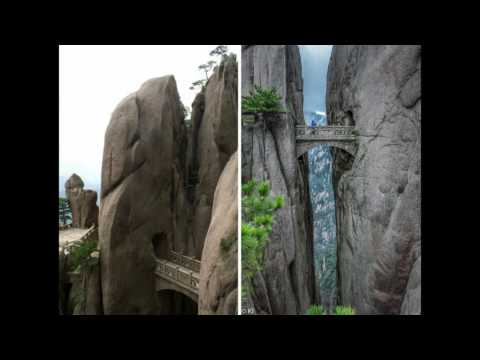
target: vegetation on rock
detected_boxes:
[190,45,236,91]
[335,306,356,315]
[190,79,207,91]
[65,238,98,273]
[241,179,284,296]
[306,304,356,315]
[209,45,229,59]
[306,304,325,315]
[241,86,285,114]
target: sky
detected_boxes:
[59,45,240,194]
[299,45,333,113]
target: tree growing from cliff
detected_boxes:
[241,179,284,297]
[190,61,214,91]
[242,86,285,113]
[190,79,206,91]
[190,60,216,91]
[190,46,235,92]
[199,60,216,81]
[209,45,228,59]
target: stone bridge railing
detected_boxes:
[295,125,357,156]
[295,125,356,140]
[166,250,201,273]
[154,250,201,300]
[155,258,200,294]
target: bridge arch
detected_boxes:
[296,141,357,157]
[156,277,199,303]
[156,289,198,314]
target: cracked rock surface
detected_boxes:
[190,55,238,258]
[199,152,238,315]
[242,45,315,314]
[327,45,421,314]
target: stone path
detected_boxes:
[59,227,91,247]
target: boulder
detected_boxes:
[65,174,98,228]
[199,152,238,315]
[99,75,189,314]
[326,45,421,314]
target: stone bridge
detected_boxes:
[155,250,201,303]
[241,113,357,156]
[59,222,201,303]
[296,125,357,157]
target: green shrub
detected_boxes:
[335,306,356,315]
[306,304,325,315]
[305,305,356,315]
[242,179,284,296]
[242,86,285,113]
[66,239,98,272]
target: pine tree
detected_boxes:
[241,179,284,296]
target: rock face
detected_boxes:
[99,75,188,314]
[242,45,316,314]
[64,258,103,315]
[190,55,238,258]
[98,55,238,314]
[65,173,98,228]
[199,152,238,315]
[326,45,421,314]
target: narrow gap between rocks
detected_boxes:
[299,45,337,313]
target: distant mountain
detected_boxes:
[304,110,327,127]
